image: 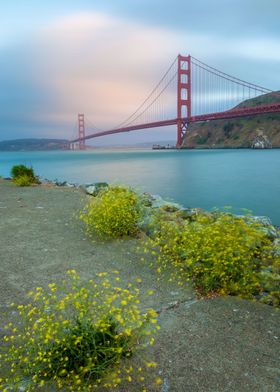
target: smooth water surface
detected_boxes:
[1,149,279,224]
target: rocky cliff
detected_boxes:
[182,91,280,148]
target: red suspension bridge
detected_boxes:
[70,54,280,149]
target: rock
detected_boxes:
[177,207,204,220]
[141,192,153,207]
[236,215,273,227]
[257,226,279,239]
[38,177,52,184]
[82,182,109,196]
[237,215,278,239]
[150,194,181,210]
[272,238,280,256]
[251,216,278,239]
[162,377,170,392]
[161,204,181,213]
[250,216,273,226]
[65,182,76,188]
[55,180,67,186]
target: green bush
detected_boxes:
[147,212,277,300]
[223,122,234,137]
[11,164,35,179]
[11,165,39,186]
[259,257,280,306]
[0,270,160,391]
[195,135,209,145]
[80,186,143,238]
[13,174,34,187]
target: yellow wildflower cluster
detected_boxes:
[0,270,159,391]
[80,185,143,238]
[147,211,279,302]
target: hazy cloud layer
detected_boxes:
[0,1,279,144]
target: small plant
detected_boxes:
[259,256,280,306]
[146,211,277,301]
[11,164,39,186]
[0,270,160,391]
[80,185,143,238]
[13,173,34,186]
[11,164,35,179]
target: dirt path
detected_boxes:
[0,180,279,391]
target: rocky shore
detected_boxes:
[0,179,279,391]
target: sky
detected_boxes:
[0,0,279,146]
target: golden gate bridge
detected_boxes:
[69,54,280,149]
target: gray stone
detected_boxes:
[251,216,273,227]
[257,226,279,239]
[82,182,109,196]
[65,182,76,188]
[141,192,153,207]
[272,238,280,256]
[150,194,182,210]
[236,215,278,238]
[177,207,204,220]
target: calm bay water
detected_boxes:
[1,149,280,225]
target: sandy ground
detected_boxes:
[0,180,279,392]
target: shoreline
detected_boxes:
[0,179,279,391]
[2,176,280,229]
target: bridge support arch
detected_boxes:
[177,54,191,147]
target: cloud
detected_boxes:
[4,11,183,140]
[231,38,280,62]
[0,9,279,143]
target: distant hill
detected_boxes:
[0,138,69,151]
[182,91,280,148]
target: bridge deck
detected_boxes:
[70,102,280,143]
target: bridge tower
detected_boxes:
[78,113,86,150]
[177,55,191,147]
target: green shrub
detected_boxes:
[0,270,160,391]
[259,257,280,306]
[195,135,209,145]
[13,174,34,187]
[11,164,35,179]
[80,185,143,238]
[147,212,275,299]
[223,122,234,137]
[11,165,39,186]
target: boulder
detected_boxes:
[177,207,205,221]
[250,216,273,226]
[236,215,278,239]
[257,226,279,240]
[82,182,109,196]
[272,238,280,256]
[150,194,181,210]
[250,216,278,239]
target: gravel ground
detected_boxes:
[0,180,279,392]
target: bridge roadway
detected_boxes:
[70,102,280,144]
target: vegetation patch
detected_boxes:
[11,164,39,186]
[0,270,160,391]
[145,210,280,305]
[80,185,144,239]
[79,183,279,306]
